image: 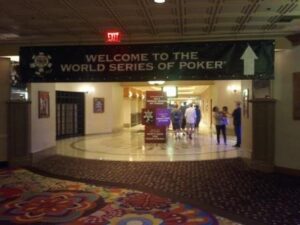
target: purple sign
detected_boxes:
[156,108,170,127]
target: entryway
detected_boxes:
[56,91,85,139]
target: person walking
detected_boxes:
[171,104,182,139]
[184,103,197,139]
[194,104,202,132]
[180,102,187,135]
[212,106,226,145]
[222,106,230,135]
[232,102,241,147]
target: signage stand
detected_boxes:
[142,91,169,143]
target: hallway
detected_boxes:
[55,124,248,162]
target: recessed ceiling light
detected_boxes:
[154,0,165,3]
[148,80,165,85]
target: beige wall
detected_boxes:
[29,82,124,153]
[274,48,300,170]
[29,83,56,153]
[112,85,124,132]
[199,86,213,127]
[122,97,144,127]
[55,82,123,134]
[241,80,253,156]
[0,58,10,161]
[123,98,131,127]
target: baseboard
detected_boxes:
[0,161,9,168]
[8,156,32,167]
[275,166,300,177]
[31,147,57,165]
[112,127,123,133]
[244,159,274,173]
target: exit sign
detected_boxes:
[105,31,121,43]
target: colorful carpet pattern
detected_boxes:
[0,168,239,225]
[33,156,300,225]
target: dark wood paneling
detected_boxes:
[7,101,31,165]
[250,99,276,166]
[293,73,300,120]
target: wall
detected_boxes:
[199,86,213,127]
[241,80,253,156]
[274,48,300,170]
[123,98,131,127]
[55,82,123,134]
[112,85,124,132]
[29,83,56,153]
[0,58,10,161]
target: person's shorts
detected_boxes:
[186,123,195,129]
[172,122,181,130]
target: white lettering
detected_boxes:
[60,64,105,72]
[179,61,225,70]
[109,63,153,72]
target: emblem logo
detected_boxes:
[30,52,52,76]
[143,109,154,124]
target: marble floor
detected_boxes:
[56,124,250,161]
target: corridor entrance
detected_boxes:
[56,91,85,139]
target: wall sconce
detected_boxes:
[128,91,133,98]
[227,85,240,93]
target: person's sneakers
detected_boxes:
[233,144,240,148]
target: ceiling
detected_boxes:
[121,81,213,98]
[2,0,298,97]
[0,0,300,45]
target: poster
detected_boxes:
[144,91,168,143]
[146,91,167,108]
[38,91,50,118]
[155,108,170,127]
[145,126,167,143]
[94,97,104,113]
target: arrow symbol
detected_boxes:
[240,45,258,75]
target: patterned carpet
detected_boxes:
[0,168,239,225]
[32,156,300,225]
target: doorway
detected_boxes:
[56,91,85,139]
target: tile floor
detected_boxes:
[56,124,251,162]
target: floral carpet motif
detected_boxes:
[0,168,240,225]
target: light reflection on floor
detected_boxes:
[56,124,250,162]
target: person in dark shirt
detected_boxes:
[180,102,187,134]
[232,102,241,147]
[194,104,202,132]
[171,104,182,139]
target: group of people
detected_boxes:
[169,101,241,147]
[212,102,241,147]
[170,103,201,140]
